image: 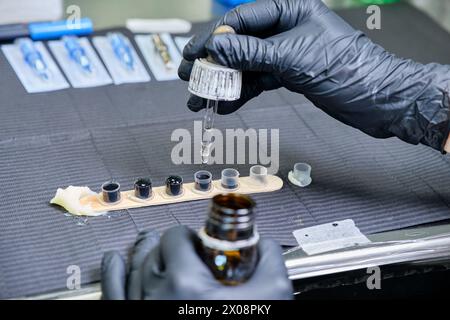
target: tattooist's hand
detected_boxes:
[101,226,293,300]
[178,0,450,152]
[101,229,160,300]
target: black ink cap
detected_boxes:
[134,178,152,199]
[101,181,121,203]
[166,175,183,196]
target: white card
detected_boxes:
[2,41,69,93]
[135,33,182,81]
[92,35,150,85]
[48,38,112,88]
[293,219,371,255]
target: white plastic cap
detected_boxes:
[288,163,312,187]
[249,165,268,187]
[221,168,240,189]
[188,58,242,101]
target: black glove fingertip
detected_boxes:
[178,59,194,81]
[183,20,221,61]
[135,229,160,246]
[216,100,243,115]
[101,251,126,300]
[187,95,206,112]
[204,34,231,67]
[131,229,160,273]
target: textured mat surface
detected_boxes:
[1,3,450,298]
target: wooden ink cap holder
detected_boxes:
[80,175,283,214]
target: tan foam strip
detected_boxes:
[80,175,283,213]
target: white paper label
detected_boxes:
[293,219,371,255]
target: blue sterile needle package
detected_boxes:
[92,32,150,85]
[1,38,69,93]
[48,36,112,88]
[135,33,182,81]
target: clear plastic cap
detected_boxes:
[194,170,213,192]
[288,163,312,187]
[249,165,268,186]
[221,168,240,189]
[188,58,242,101]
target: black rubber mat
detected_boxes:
[0,3,450,298]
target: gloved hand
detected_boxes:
[101,229,160,300]
[178,0,450,152]
[101,226,293,300]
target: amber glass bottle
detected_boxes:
[198,193,259,285]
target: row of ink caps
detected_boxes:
[100,166,269,204]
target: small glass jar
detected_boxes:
[198,193,259,285]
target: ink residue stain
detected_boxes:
[74,216,89,226]
[106,211,123,219]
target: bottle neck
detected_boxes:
[205,193,256,242]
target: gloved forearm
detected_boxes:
[178,0,450,152]
[296,27,450,152]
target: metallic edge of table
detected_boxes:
[16,223,450,300]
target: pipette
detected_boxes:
[201,99,219,163]
[188,25,242,164]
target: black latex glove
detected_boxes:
[101,229,161,300]
[178,0,450,152]
[101,226,293,300]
